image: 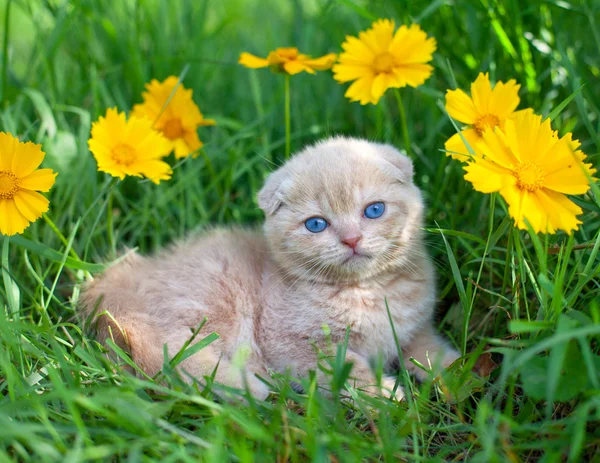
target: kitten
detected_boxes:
[80,137,459,400]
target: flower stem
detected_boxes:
[1,0,12,105]
[42,213,92,280]
[394,88,413,158]
[43,213,80,261]
[2,236,19,317]
[284,74,291,159]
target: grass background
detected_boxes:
[1,0,600,461]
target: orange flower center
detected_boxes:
[515,161,545,192]
[0,170,19,199]
[163,118,184,140]
[474,114,500,135]
[276,48,299,60]
[373,53,395,73]
[111,144,137,166]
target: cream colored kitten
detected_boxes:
[80,137,459,400]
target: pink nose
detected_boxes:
[341,236,362,249]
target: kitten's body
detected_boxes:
[81,137,458,399]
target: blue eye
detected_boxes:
[305,217,328,233]
[364,202,385,219]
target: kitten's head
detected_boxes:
[258,137,425,283]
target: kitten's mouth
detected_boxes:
[342,250,369,264]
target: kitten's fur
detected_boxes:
[80,137,459,400]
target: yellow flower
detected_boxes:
[132,76,215,159]
[332,19,436,105]
[445,73,521,160]
[239,47,337,75]
[0,132,57,236]
[464,110,596,234]
[88,108,172,184]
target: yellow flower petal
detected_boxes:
[498,178,523,225]
[172,138,192,159]
[303,53,337,70]
[13,189,49,222]
[0,198,32,236]
[392,63,434,88]
[536,188,583,233]
[543,159,592,195]
[499,183,545,233]
[503,110,555,163]
[445,88,478,125]
[284,61,314,75]
[478,125,519,169]
[487,79,520,119]
[341,35,375,61]
[390,25,436,63]
[126,116,171,159]
[371,73,396,101]
[445,128,481,160]
[357,19,395,54]
[238,52,269,68]
[518,190,550,233]
[464,157,510,193]
[97,164,135,180]
[332,63,374,83]
[183,131,203,156]
[19,168,57,192]
[543,134,583,175]
[345,75,378,105]
[134,77,206,132]
[133,160,173,184]
[470,73,493,114]
[11,141,45,178]
[198,118,216,127]
[0,132,18,170]
[105,107,127,139]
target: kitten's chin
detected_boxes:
[316,253,391,283]
[340,254,385,277]
[335,244,412,281]
[340,251,374,270]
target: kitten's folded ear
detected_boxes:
[258,166,290,215]
[377,144,414,183]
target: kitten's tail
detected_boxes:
[79,252,163,375]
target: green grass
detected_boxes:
[1,0,600,460]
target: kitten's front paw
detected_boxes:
[381,376,405,401]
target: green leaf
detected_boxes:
[509,320,553,334]
[439,227,470,354]
[43,130,78,173]
[490,19,517,58]
[544,84,585,122]
[520,341,591,402]
[23,88,57,140]
[414,0,449,22]
[336,0,377,21]
[10,235,106,273]
[171,332,220,366]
